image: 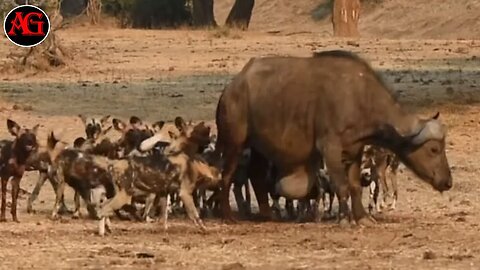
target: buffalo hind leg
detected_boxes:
[248,149,271,221]
[220,146,243,223]
[323,143,351,227]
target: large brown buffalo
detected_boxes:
[214,50,452,226]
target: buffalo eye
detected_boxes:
[430,146,440,154]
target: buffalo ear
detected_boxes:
[7,119,21,137]
[432,112,440,120]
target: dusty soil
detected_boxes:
[0,16,480,269]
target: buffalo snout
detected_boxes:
[433,171,453,192]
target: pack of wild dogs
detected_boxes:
[0,50,452,236]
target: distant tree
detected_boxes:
[332,0,360,37]
[87,0,102,24]
[192,0,217,27]
[225,0,254,30]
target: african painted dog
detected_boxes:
[92,148,221,236]
[46,131,115,220]
[93,120,220,236]
[0,119,39,222]
[361,145,400,213]
[26,141,69,214]
[27,114,115,214]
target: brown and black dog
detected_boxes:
[0,119,39,222]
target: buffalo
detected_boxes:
[214,50,452,226]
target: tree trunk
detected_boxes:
[332,0,360,37]
[192,0,217,27]
[225,0,255,30]
[87,0,102,25]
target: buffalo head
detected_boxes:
[398,112,452,192]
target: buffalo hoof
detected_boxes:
[357,216,377,227]
[12,217,19,223]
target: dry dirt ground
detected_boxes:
[0,23,480,269]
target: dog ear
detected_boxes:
[7,119,21,137]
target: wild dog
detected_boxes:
[112,116,161,157]
[28,115,115,214]
[140,117,211,218]
[26,141,69,214]
[78,114,111,141]
[0,119,39,222]
[46,131,115,220]
[76,115,119,159]
[361,145,400,213]
[93,148,221,236]
[311,162,335,221]
[161,118,213,218]
[94,119,219,235]
[110,117,174,221]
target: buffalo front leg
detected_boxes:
[248,149,271,221]
[347,159,375,227]
[0,176,8,222]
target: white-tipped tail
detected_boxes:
[139,133,171,151]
